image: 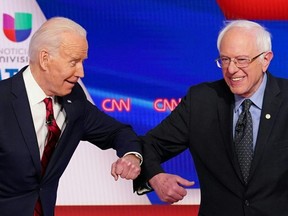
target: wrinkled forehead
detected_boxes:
[59,33,88,57]
[220,27,258,55]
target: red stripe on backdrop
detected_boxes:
[217,0,288,20]
[55,205,200,216]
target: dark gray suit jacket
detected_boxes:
[0,66,142,216]
[137,72,288,216]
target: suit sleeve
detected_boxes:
[65,82,142,158]
[134,89,191,193]
[82,100,142,157]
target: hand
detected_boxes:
[149,173,194,204]
[111,154,141,181]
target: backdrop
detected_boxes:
[1,0,288,211]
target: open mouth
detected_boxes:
[231,76,245,82]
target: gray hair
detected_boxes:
[28,17,87,62]
[216,20,272,53]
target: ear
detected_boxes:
[262,51,273,72]
[39,49,49,70]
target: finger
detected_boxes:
[157,188,185,203]
[124,164,141,180]
[170,182,188,198]
[110,163,119,181]
[166,193,185,203]
[120,165,136,179]
[124,168,140,180]
[128,168,141,180]
[114,161,124,176]
[176,177,195,187]
[117,158,141,180]
[119,166,130,179]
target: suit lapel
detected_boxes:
[11,69,41,176]
[218,94,234,161]
[41,90,83,180]
[249,73,281,180]
[217,83,244,181]
[217,74,282,184]
[10,69,85,180]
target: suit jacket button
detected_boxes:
[244,200,249,206]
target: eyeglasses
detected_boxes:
[215,52,266,68]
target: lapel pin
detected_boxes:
[67,100,72,104]
[265,114,271,119]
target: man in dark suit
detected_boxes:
[135,20,288,215]
[0,17,142,216]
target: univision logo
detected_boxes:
[3,12,32,42]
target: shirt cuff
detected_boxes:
[136,182,153,195]
[123,152,143,165]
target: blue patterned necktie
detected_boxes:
[234,99,253,184]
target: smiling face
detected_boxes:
[39,32,88,96]
[219,27,272,98]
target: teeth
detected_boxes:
[232,77,242,81]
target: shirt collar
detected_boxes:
[234,72,267,112]
[23,66,47,105]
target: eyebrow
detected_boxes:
[220,54,250,58]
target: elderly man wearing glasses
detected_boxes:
[135,19,288,216]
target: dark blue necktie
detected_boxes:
[234,99,253,184]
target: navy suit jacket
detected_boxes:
[0,66,142,216]
[136,72,288,216]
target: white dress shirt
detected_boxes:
[22,66,142,163]
[23,66,66,159]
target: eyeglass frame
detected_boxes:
[215,52,266,69]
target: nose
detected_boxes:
[227,59,239,73]
[75,64,85,78]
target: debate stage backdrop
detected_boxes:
[1,0,288,215]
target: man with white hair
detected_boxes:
[0,17,142,216]
[136,20,288,216]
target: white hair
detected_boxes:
[217,20,272,53]
[28,17,87,63]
